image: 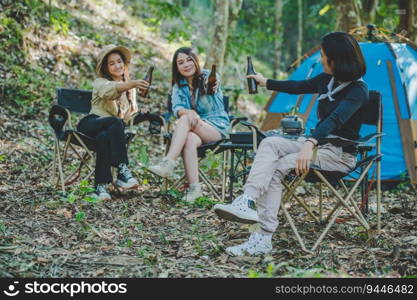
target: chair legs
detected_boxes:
[52,134,95,193]
[170,164,224,202]
[280,162,376,253]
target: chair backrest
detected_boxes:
[223,95,230,114]
[57,88,92,114]
[361,90,382,126]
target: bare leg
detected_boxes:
[191,119,222,143]
[166,115,191,160]
[182,120,222,184]
[182,132,203,184]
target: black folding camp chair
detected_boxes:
[48,88,157,192]
[278,90,383,253]
[148,94,246,201]
[216,90,383,252]
[217,121,265,202]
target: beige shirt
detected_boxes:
[90,77,138,122]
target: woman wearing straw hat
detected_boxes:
[77,45,149,200]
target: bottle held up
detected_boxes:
[206,64,217,95]
[139,65,154,98]
[246,56,258,94]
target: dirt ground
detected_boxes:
[0,109,416,278]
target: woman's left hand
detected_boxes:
[295,142,315,176]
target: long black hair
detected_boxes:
[171,47,202,89]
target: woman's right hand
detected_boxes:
[186,110,200,129]
[246,73,267,87]
[130,79,149,92]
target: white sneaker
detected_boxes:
[147,157,176,178]
[226,231,272,256]
[182,183,203,203]
[213,194,258,224]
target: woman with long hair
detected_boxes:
[77,45,149,200]
[148,47,230,202]
[214,32,368,256]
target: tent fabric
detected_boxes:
[265,42,417,181]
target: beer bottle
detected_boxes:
[246,56,258,94]
[139,65,154,98]
[197,73,207,96]
[206,64,217,95]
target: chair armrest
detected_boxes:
[229,115,248,127]
[357,144,375,153]
[357,132,384,145]
[238,120,266,139]
[132,112,163,125]
[321,134,361,147]
[48,104,71,135]
[132,112,170,135]
[162,112,174,123]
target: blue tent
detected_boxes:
[262,42,417,182]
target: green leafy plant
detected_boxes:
[160,188,182,201]
[75,211,86,222]
[138,145,150,166]
[192,196,219,209]
[0,221,7,235]
[248,263,276,278]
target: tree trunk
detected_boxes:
[399,0,417,43]
[204,0,229,75]
[228,0,243,30]
[224,0,242,59]
[361,0,378,25]
[296,0,303,60]
[334,0,362,31]
[273,0,283,78]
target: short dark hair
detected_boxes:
[321,32,366,82]
[171,47,202,89]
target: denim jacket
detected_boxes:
[171,69,230,137]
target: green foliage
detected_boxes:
[50,8,71,35]
[137,246,157,265]
[124,0,192,43]
[75,211,86,222]
[0,221,7,235]
[199,150,222,177]
[138,145,150,166]
[160,188,182,201]
[192,196,218,209]
[248,263,275,278]
[62,180,97,205]
[248,262,332,278]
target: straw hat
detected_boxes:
[96,44,132,77]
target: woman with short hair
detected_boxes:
[214,32,368,256]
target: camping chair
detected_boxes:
[148,94,247,201]
[279,90,383,253]
[217,121,265,202]
[48,88,156,193]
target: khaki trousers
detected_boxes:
[244,136,356,234]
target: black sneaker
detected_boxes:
[116,164,139,189]
[93,184,111,201]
